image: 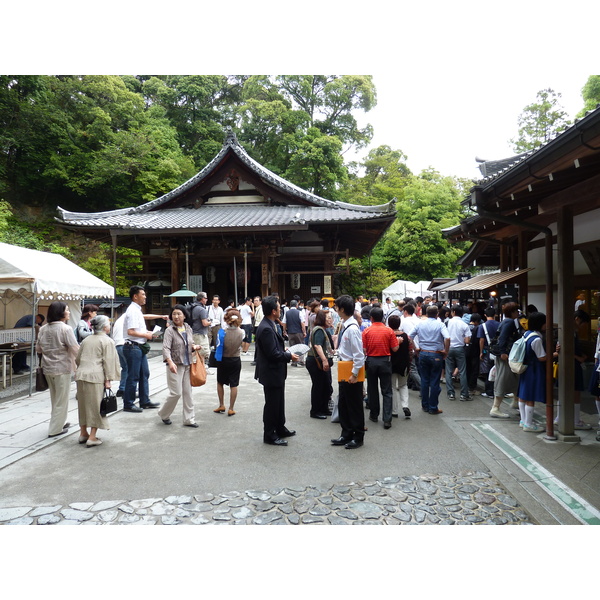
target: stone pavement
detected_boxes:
[1,343,599,525]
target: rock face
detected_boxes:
[0,471,534,526]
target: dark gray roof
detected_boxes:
[58,204,393,230]
[57,129,395,224]
[476,153,529,178]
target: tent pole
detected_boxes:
[28,291,36,397]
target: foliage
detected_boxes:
[336,257,397,299]
[576,75,600,118]
[510,88,570,153]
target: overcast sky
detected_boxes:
[7,1,600,184]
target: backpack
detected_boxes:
[508,331,539,374]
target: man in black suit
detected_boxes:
[254,295,299,446]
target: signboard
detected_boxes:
[189,275,202,293]
[290,273,301,289]
[311,286,321,294]
[323,275,331,295]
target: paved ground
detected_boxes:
[1,343,599,526]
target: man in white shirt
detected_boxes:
[239,297,254,355]
[207,295,224,349]
[112,311,128,397]
[122,285,167,413]
[445,305,471,401]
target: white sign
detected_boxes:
[189,275,203,293]
[311,286,321,294]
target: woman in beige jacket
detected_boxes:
[158,304,201,427]
[75,315,121,447]
[36,301,80,438]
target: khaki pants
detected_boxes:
[46,373,72,436]
[158,364,196,425]
[193,334,210,360]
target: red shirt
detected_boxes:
[362,322,399,357]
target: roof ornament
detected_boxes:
[224,127,240,147]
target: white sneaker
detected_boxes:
[574,421,592,430]
[522,424,544,433]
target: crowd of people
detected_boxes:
[30,286,600,450]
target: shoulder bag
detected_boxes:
[190,349,207,387]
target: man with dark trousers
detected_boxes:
[331,294,366,449]
[254,295,299,446]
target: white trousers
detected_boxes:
[392,373,409,414]
[47,373,72,436]
[158,365,196,424]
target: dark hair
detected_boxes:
[47,301,69,323]
[314,310,328,328]
[334,295,354,317]
[527,312,546,332]
[426,305,439,318]
[169,304,189,321]
[403,303,415,316]
[388,314,401,330]
[370,307,384,322]
[129,285,144,300]
[574,309,590,323]
[320,299,330,308]
[470,314,482,324]
[452,305,464,317]
[360,305,372,319]
[82,304,99,320]
[503,302,520,318]
[526,304,538,314]
[36,314,45,324]
[261,295,279,317]
[484,307,496,318]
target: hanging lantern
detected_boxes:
[206,266,216,284]
[291,273,301,290]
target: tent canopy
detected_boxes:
[0,242,114,328]
[382,280,431,301]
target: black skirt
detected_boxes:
[217,356,242,387]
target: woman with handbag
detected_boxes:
[36,301,80,438]
[159,304,202,428]
[75,315,121,447]
[213,309,245,416]
[305,309,334,419]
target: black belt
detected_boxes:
[125,340,143,346]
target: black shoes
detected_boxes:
[403,407,411,418]
[278,429,296,437]
[345,440,363,449]
[448,394,456,400]
[162,419,172,425]
[460,395,472,402]
[428,409,443,415]
[264,438,288,446]
[141,402,160,409]
[116,390,124,397]
[184,422,199,428]
[331,436,350,446]
[48,422,70,438]
[310,414,328,419]
[368,416,378,423]
[384,421,392,429]
[124,406,143,413]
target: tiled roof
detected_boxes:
[57,129,395,224]
[58,204,393,230]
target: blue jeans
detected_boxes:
[419,351,444,411]
[123,343,150,408]
[445,346,469,397]
[116,345,128,393]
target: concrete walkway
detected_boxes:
[0,344,599,525]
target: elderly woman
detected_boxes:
[75,315,121,447]
[75,304,99,343]
[36,301,80,438]
[214,309,245,416]
[158,304,201,428]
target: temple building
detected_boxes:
[56,130,396,312]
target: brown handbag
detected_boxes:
[190,350,207,387]
[35,366,49,392]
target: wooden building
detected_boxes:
[443,105,600,440]
[56,129,395,312]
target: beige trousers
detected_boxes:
[392,373,409,414]
[158,365,196,425]
[46,373,72,436]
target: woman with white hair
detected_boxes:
[75,314,121,447]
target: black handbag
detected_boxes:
[35,367,49,392]
[100,388,118,417]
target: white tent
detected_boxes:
[381,279,432,302]
[0,242,114,394]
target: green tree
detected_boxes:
[336,257,396,299]
[576,75,600,118]
[510,88,570,153]
[374,170,471,281]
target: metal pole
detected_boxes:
[233,256,238,306]
[244,244,248,300]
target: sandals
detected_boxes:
[213,406,226,413]
[228,409,236,416]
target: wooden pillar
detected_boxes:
[556,206,579,440]
[261,247,269,298]
[169,245,180,308]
